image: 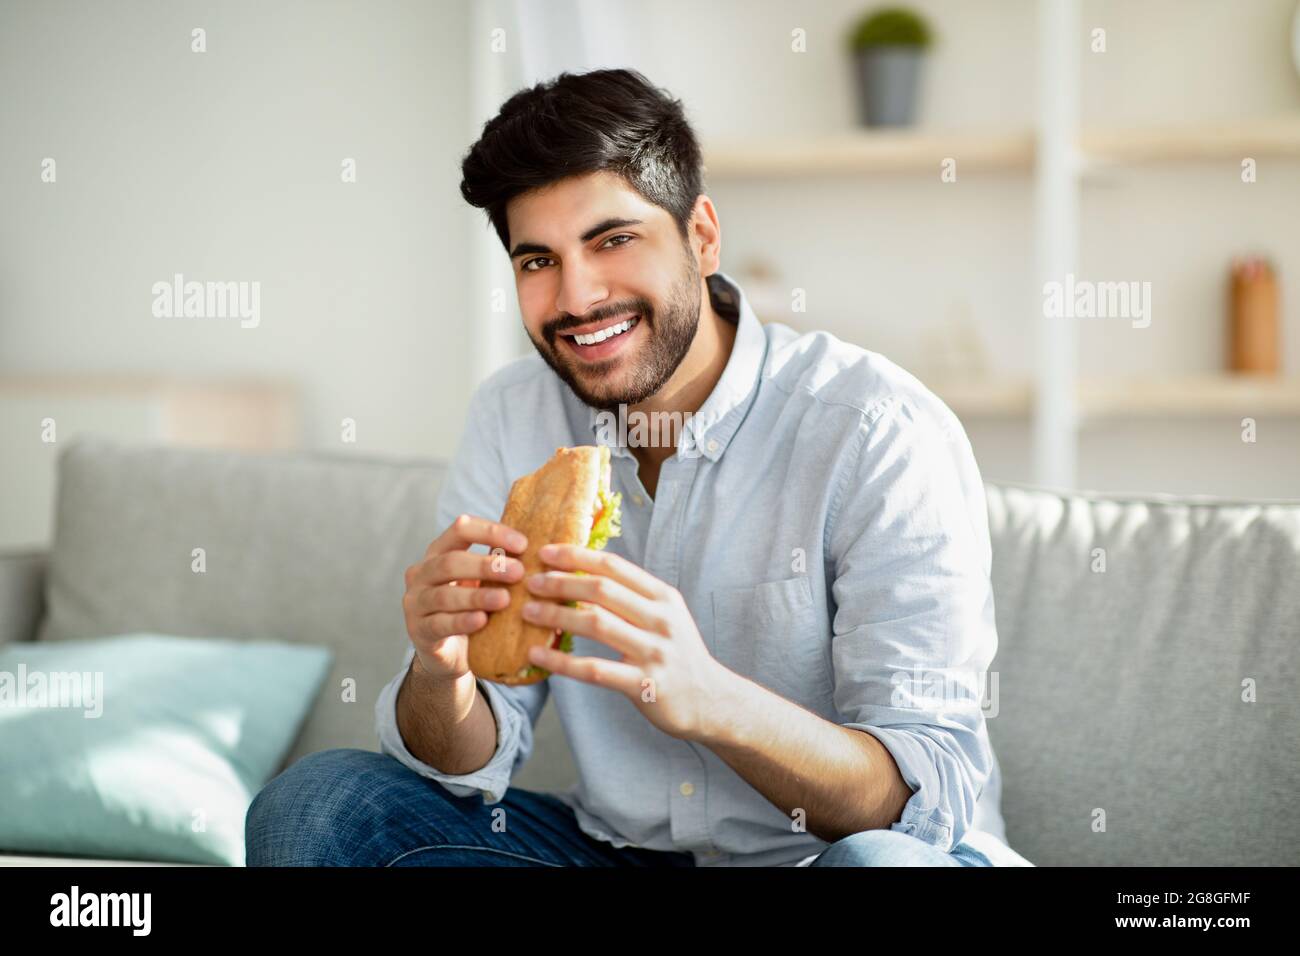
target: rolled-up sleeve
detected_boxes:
[827,393,996,852]
[374,645,547,804]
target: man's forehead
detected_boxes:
[507,172,658,235]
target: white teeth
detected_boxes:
[572,316,636,346]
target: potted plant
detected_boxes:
[847,6,934,127]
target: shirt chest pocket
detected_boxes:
[709,575,833,705]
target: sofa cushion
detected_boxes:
[37,437,443,769]
[0,633,331,865]
[984,483,1300,866]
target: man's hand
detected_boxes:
[402,514,528,683]
[521,543,729,741]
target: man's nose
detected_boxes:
[554,258,610,320]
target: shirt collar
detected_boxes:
[583,269,768,463]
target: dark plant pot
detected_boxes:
[853,47,924,127]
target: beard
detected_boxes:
[527,251,702,413]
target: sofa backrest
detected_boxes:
[985,483,1300,867]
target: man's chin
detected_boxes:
[550,347,625,396]
[567,375,635,412]
[536,332,665,410]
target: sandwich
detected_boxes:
[469,445,622,685]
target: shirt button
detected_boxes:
[679,781,695,797]
[707,439,720,453]
[632,494,644,506]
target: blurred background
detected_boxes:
[2,0,1298,552]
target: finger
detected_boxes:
[537,544,668,601]
[422,609,489,643]
[417,582,511,616]
[410,549,525,589]
[521,598,658,663]
[432,514,528,557]
[527,645,644,696]
[524,571,668,634]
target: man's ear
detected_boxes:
[689,194,722,276]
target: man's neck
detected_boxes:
[626,278,737,491]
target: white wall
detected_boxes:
[0,0,479,461]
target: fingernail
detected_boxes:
[511,533,528,551]
[539,544,558,559]
[522,601,540,617]
[526,573,546,589]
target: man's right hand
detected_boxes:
[402,514,528,683]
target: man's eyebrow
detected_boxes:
[509,218,645,260]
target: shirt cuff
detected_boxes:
[846,723,959,851]
[373,648,523,804]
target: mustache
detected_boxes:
[545,302,650,341]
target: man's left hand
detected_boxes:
[521,543,730,742]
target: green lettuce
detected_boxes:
[588,487,622,551]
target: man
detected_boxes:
[246,68,1031,867]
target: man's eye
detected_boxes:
[522,236,632,273]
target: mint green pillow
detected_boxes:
[0,633,331,865]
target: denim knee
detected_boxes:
[245,747,414,866]
[811,828,959,867]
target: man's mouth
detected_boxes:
[559,313,642,363]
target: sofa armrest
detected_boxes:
[0,549,47,648]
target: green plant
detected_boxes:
[848,6,934,51]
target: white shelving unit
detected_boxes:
[717,106,1300,434]
[701,5,1300,487]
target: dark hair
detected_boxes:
[459,68,704,254]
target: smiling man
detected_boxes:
[245,68,1031,867]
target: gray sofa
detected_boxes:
[2,436,1297,866]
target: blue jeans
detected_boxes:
[245,748,993,867]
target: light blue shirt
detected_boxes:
[376,270,1028,866]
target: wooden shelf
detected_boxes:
[703,114,1300,178]
[1081,114,1300,166]
[1080,374,1300,419]
[704,129,1034,177]
[927,374,1300,421]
